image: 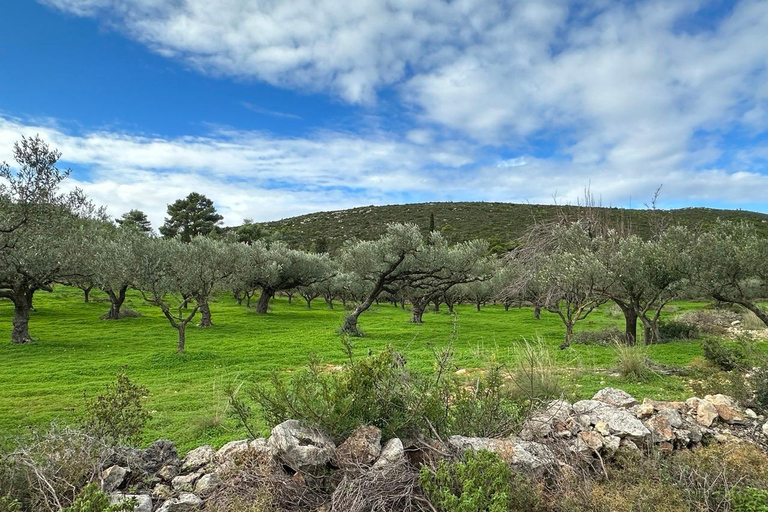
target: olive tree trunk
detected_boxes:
[255,288,274,315]
[104,285,128,320]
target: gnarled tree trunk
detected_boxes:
[104,285,128,320]
[256,288,274,314]
[12,292,32,344]
[198,301,213,327]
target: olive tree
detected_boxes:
[133,237,200,353]
[0,136,94,343]
[401,234,491,323]
[507,222,608,348]
[246,242,334,314]
[693,220,768,327]
[339,223,424,335]
[185,236,243,326]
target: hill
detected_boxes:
[256,202,768,251]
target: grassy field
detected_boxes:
[0,287,717,452]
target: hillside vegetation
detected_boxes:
[257,201,768,251]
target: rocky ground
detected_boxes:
[102,388,768,511]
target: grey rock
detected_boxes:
[171,473,201,492]
[194,473,222,496]
[101,465,129,492]
[447,436,556,473]
[109,494,152,512]
[156,492,202,512]
[181,445,215,473]
[151,484,173,500]
[592,388,638,408]
[215,440,250,461]
[572,400,650,441]
[658,408,683,428]
[373,438,405,469]
[268,420,336,471]
[763,421,768,437]
[520,399,573,440]
[156,465,178,482]
[142,440,178,474]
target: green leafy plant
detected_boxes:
[419,450,543,512]
[702,337,749,371]
[83,371,150,446]
[61,483,135,512]
[731,487,768,512]
[0,496,21,512]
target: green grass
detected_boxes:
[0,287,728,452]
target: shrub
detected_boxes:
[731,487,768,512]
[235,344,525,441]
[677,309,738,335]
[658,320,698,341]
[751,367,768,412]
[1,425,112,512]
[614,344,654,382]
[702,337,749,371]
[82,371,150,446]
[419,450,543,512]
[61,483,135,512]
[571,329,625,346]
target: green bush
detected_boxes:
[702,337,749,371]
[658,321,698,341]
[83,371,150,446]
[752,367,768,412]
[615,344,654,382]
[731,487,768,512]
[420,450,543,512]
[235,345,524,441]
[61,483,135,512]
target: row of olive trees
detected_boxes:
[503,219,768,347]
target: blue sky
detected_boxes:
[1,0,767,226]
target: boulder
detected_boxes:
[101,465,129,492]
[447,436,555,473]
[658,408,683,428]
[373,438,405,469]
[142,440,178,474]
[646,414,674,443]
[109,494,152,512]
[171,473,201,492]
[156,492,202,512]
[268,420,336,472]
[579,431,604,451]
[215,440,250,462]
[705,394,746,424]
[636,401,654,419]
[520,400,573,440]
[194,473,222,496]
[156,465,178,482]
[603,435,621,451]
[334,425,382,470]
[593,388,638,408]
[572,400,650,441]
[696,400,719,427]
[181,445,215,473]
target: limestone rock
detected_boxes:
[142,440,178,474]
[215,440,250,462]
[156,492,202,512]
[696,400,719,427]
[447,436,555,473]
[658,408,683,428]
[171,473,201,492]
[334,425,382,469]
[268,420,336,472]
[705,394,746,424]
[181,445,215,473]
[373,438,405,469]
[110,494,152,512]
[194,473,222,496]
[593,388,638,408]
[572,400,650,441]
[102,465,129,493]
[646,414,674,443]
[156,465,178,482]
[636,401,654,419]
[579,431,604,451]
[520,400,573,440]
[762,421,768,437]
[603,435,621,451]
